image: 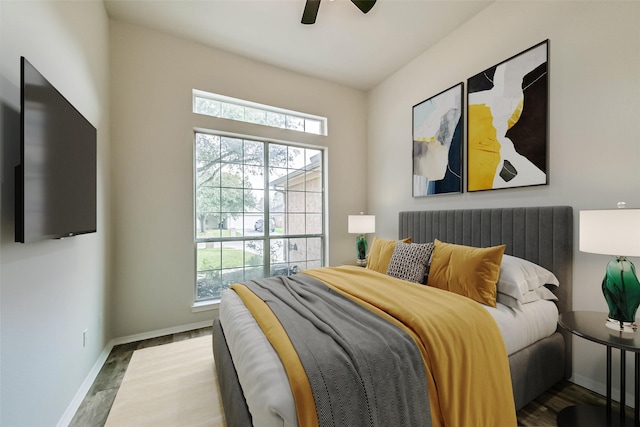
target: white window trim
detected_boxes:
[191,300,219,312]
[193,89,328,136]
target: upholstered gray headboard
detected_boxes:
[399,206,573,378]
[398,206,573,312]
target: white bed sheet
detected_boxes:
[219,289,296,427]
[219,288,559,427]
[482,298,558,356]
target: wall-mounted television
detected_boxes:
[15,57,97,243]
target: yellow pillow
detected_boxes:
[426,239,506,307]
[366,236,412,274]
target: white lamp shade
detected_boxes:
[348,215,375,234]
[580,209,640,257]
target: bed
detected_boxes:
[212,205,573,427]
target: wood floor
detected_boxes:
[69,326,631,427]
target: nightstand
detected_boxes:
[557,311,640,427]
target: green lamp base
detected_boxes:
[355,234,368,265]
[602,256,640,333]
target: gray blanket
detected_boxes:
[244,274,431,427]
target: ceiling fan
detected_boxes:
[301,0,377,25]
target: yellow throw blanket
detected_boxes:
[233,266,517,427]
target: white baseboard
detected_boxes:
[110,320,214,346]
[57,342,114,427]
[57,319,215,426]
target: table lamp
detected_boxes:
[348,213,375,266]
[580,203,640,333]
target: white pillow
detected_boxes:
[521,286,559,304]
[496,292,523,311]
[497,254,560,305]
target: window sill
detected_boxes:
[191,300,220,313]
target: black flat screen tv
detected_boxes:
[16,57,97,243]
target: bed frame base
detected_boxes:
[212,318,252,427]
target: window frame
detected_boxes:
[192,129,328,309]
[193,89,328,136]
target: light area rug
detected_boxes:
[104,336,226,427]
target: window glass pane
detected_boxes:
[286,115,304,131]
[288,146,305,170]
[221,268,246,289]
[288,214,306,235]
[244,140,264,166]
[307,260,322,269]
[197,239,220,264]
[195,133,220,161]
[220,164,244,188]
[221,188,243,211]
[305,149,322,169]
[244,189,263,212]
[197,269,222,301]
[305,118,321,135]
[251,216,274,236]
[221,137,243,163]
[289,238,306,262]
[306,214,323,234]
[306,192,322,213]
[197,164,221,189]
[221,241,244,269]
[244,241,263,267]
[287,173,305,192]
[269,144,288,168]
[305,170,322,192]
[270,190,285,212]
[270,239,286,263]
[307,237,322,261]
[195,188,220,238]
[288,191,305,213]
[266,111,286,128]
[221,102,244,121]
[270,263,289,276]
[244,166,264,189]
[271,214,284,235]
[244,266,263,281]
[197,242,221,300]
[246,107,267,125]
[269,168,288,190]
[194,97,221,117]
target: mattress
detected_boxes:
[219,281,558,427]
[482,297,558,356]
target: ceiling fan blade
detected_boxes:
[351,0,376,14]
[301,0,321,25]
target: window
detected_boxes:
[194,132,325,303]
[193,89,327,136]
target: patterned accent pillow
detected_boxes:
[386,241,435,283]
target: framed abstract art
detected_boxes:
[412,82,463,197]
[467,40,549,192]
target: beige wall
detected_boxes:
[0,1,111,426]
[367,1,640,404]
[109,20,367,338]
